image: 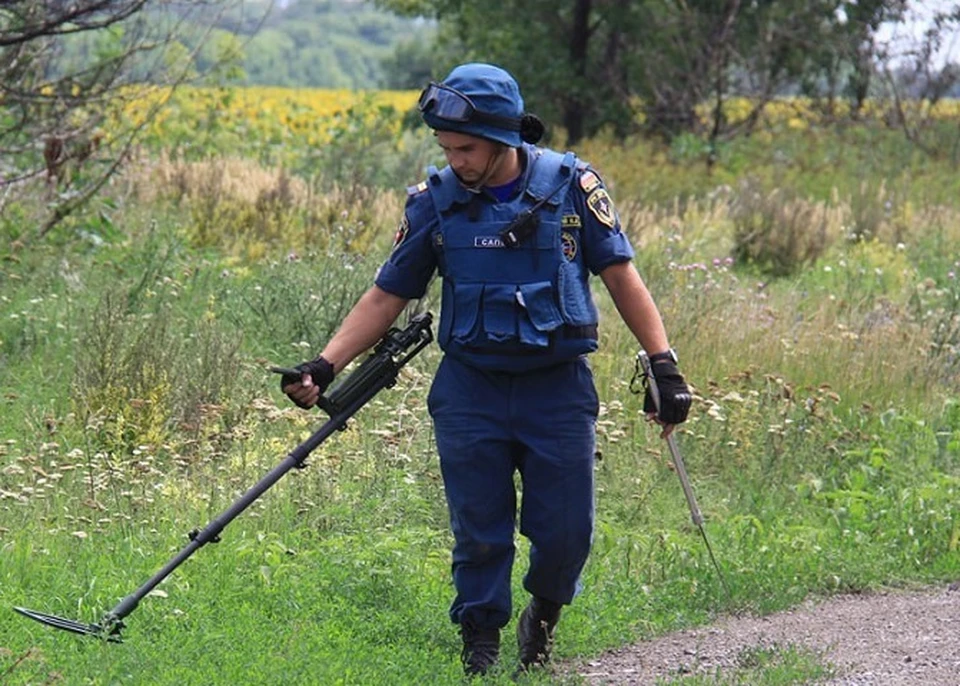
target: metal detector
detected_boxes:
[14,312,434,642]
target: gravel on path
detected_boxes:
[574,585,960,685]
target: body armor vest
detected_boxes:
[427,147,599,372]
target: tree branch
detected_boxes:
[0,1,151,47]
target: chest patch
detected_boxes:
[562,214,582,228]
[561,231,578,261]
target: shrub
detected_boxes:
[123,154,404,258]
[730,178,842,277]
[72,290,244,457]
[215,252,377,361]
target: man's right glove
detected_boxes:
[280,355,335,410]
[644,360,692,425]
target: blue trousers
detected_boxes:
[427,355,599,630]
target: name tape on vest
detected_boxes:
[474,236,506,248]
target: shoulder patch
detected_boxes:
[392,214,410,249]
[579,170,601,194]
[586,188,617,229]
[406,180,428,196]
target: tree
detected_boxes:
[874,3,960,162]
[239,0,434,88]
[0,1,254,239]
[381,33,436,89]
[376,0,921,146]
[376,0,637,145]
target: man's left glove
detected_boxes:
[644,361,692,425]
[280,356,335,410]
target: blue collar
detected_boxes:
[486,174,522,202]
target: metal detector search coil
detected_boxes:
[13,313,434,642]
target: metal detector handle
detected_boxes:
[270,314,434,419]
[638,350,704,527]
[316,312,434,418]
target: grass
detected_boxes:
[2,115,960,684]
[656,644,836,685]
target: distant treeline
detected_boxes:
[202,0,436,89]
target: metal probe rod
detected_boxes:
[638,351,732,600]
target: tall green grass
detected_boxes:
[2,121,959,684]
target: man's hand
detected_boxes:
[644,360,691,436]
[277,356,335,410]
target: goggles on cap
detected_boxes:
[418,82,521,132]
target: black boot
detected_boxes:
[460,624,500,676]
[516,596,562,671]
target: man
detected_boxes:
[281,63,691,677]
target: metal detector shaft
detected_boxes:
[15,313,433,639]
[100,412,355,627]
[638,351,731,598]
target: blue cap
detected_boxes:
[421,63,524,147]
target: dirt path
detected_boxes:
[573,584,960,685]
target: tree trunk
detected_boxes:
[564,0,591,145]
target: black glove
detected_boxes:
[279,356,335,410]
[644,361,691,425]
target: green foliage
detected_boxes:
[909,272,960,382]
[378,0,643,143]
[236,0,435,88]
[0,1,248,235]
[4,114,960,684]
[217,253,377,361]
[71,285,245,458]
[200,30,248,85]
[730,180,835,277]
[658,644,835,685]
[376,0,913,144]
[296,95,421,189]
[137,92,438,196]
[586,123,960,242]
[380,34,437,89]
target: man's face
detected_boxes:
[435,130,503,186]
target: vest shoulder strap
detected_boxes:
[425,164,464,211]
[525,149,578,203]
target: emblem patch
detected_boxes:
[579,170,601,194]
[586,188,617,229]
[561,231,578,261]
[561,214,582,228]
[393,214,409,248]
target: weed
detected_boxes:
[216,252,375,361]
[730,178,839,277]
[71,289,244,458]
[3,107,960,685]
